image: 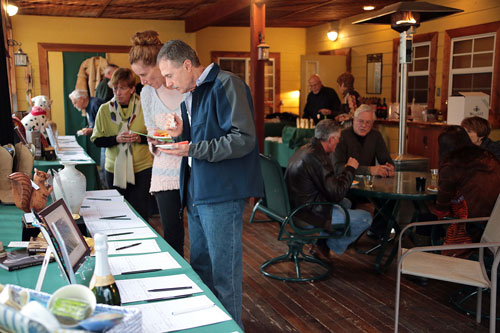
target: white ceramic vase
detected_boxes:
[53,162,86,215]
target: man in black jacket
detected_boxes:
[285,119,372,262]
[303,74,341,124]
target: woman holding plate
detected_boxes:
[91,68,153,221]
[129,30,185,256]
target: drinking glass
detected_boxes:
[364,175,374,189]
[430,169,438,181]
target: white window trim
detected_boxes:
[448,32,496,97]
[397,41,431,104]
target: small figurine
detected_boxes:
[21,95,52,138]
[8,169,53,213]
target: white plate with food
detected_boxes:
[426,185,438,192]
[352,180,360,185]
[156,144,176,149]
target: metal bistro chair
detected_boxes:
[250,154,351,282]
[395,194,500,332]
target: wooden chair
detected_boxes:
[395,194,500,332]
[250,154,351,282]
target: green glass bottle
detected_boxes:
[89,233,121,306]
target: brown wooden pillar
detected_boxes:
[250,1,265,152]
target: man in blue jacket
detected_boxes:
[157,40,263,328]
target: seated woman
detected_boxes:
[461,116,500,161]
[434,126,500,256]
[91,68,153,220]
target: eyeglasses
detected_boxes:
[355,119,374,126]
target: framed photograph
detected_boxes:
[37,199,90,279]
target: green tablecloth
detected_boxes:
[264,140,297,168]
[281,126,314,149]
[34,158,100,191]
[0,203,242,332]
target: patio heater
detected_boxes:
[353,2,462,170]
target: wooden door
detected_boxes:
[300,55,346,115]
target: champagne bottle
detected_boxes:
[89,233,121,306]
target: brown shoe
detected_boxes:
[310,243,331,264]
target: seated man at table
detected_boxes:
[303,74,341,124]
[285,119,372,262]
[334,104,394,177]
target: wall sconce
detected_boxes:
[7,3,18,16]
[327,30,338,41]
[8,40,28,66]
[257,33,270,61]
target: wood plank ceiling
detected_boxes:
[12,0,402,32]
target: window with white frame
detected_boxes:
[218,57,276,115]
[398,42,431,104]
[449,33,496,97]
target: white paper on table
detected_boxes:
[81,196,124,205]
[23,213,35,224]
[80,202,135,221]
[107,239,161,256]
[85,189,122,198]
[108,252,181,275]
[116,274,203,304]
[102,227,157,240]
[7,241,29,248]
[85,220,146,234]
[126,295,231,332]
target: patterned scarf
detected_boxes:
[108,94,140,189]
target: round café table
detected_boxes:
[349,171,437,273]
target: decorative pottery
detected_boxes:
[53,162,86,216]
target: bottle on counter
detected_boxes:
[381,98,388,119]
[89,233,121,306]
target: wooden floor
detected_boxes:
[149,202,493,333]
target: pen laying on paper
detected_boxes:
[100,217,131,220]
[148,286,192,292]
[86,198,112,201]
[121,268,161,275]
[171,303,216,315]
[147,294,193,302]
[107,231,134,237]
[100,215,127,220]
[115,242,141,251]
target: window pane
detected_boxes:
[453,39,472,54]
[414,76,428,89]
[264,75,273,87]
[472,53,493,67]
[407,63,414,72]
[472,73,492,90]
[219,59,246,82]
[474,36,495,52]
[414,59,429,71]
[264,62,273,75]
[414,45,429,58]
[452,55,471,69]
[413,90,428,104]
[452,74,472,91]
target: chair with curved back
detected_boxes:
[250,154,351,282]
[395,194,500,332]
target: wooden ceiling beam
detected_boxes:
[96,0,113,18]
[276,0,336,20]
[184,0,250,33]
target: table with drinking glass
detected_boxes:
[349,171,437,273]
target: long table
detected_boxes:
[34,157,100,191]
[0,202,242,332]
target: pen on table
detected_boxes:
[171,303,216,315]
[81,205,90,208]
[100,215,127,220]
[115,242,141,251]
[147,294,193,302]
[106,231,134,237]
[148,286,193,292]
[100,217,131,220]
[121,268,162,275]
[86,198,112,201]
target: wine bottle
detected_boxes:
[381,98,388,119]
[89,233,121,306]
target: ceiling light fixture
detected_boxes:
[364,5,375,11]
[327,30,338,41]
[7,4,18,16]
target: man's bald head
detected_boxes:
[308,74,323,94]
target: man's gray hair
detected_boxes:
[157,40,201,67]
[68,89,88,100]
[314,119,341,141]
[354,104,375,119]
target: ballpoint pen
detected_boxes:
[115,242,141,251]
[121,268,162,275]
[147,294,193,302]
[107,231,134,237]
[100,215,127,219]
[86,198,112,201]
[100,218,131,220]
[148,286,192,292]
